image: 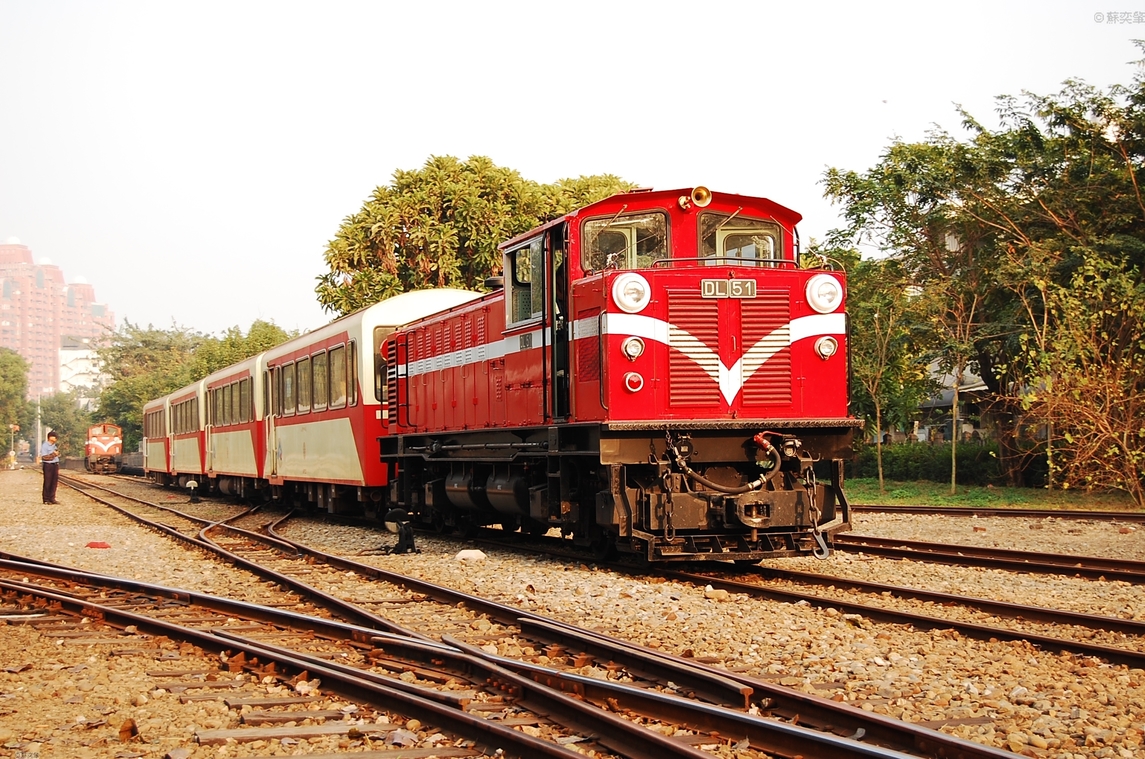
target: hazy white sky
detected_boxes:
[0,1,1139,336]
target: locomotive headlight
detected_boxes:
[612,272,651,314]
[623,372,645,392]
[806,274,843,313]
[815,336,839,360]
[621,336,645,361]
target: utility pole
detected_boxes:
[35,395,41,464]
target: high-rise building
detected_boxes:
[0,237,116,397]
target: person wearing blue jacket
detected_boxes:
[40,431,60,504]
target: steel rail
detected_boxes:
[201,633,716,759]
[48,478,1041,758]
[852,504,1145,522]
[56,475,761,711]
[262,514,754,709]
[742,565,1145,636]
[58,474,427,637]
[661,569,1145,669]
[0,577,589,759]
[270,518,1017,759]
[0,558,927,759]
[834,534,1145,582]
[56,478,761,711]
[442,636,934,759]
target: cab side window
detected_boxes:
[507,238,543,325]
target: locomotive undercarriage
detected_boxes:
[85,456,120,475]
[382,421,854,563]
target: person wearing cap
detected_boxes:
[40,431,60,504]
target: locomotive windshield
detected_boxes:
[699,212,783,266]
[582,212,668,271]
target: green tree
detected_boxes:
[0,348,29,428]
[190,320,294,377]
[316,155,634,315]
[825,55,1145,504]
[95,320,293,450]
[843,254,936,491]
[39,390,93,458]
[95,322,206,450]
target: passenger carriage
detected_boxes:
[202,355,265,496]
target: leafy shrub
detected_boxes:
[848,441,1004,486]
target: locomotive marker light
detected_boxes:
[805,273,843,313]
[611,272,652,313]
[815,336,839,360]
[623,372,644,392]
[621,336,645,361]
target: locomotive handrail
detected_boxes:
[649,256,799,269]
[396,333,411,429]
[597,310,608,411]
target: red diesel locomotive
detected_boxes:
[380,187,858,561]
[85,423,123,474]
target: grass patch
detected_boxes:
[847,478,1140,511]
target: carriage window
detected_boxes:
[330,345,347,408]
[222,385,232,425]
[239,378,251,422]
[699,213,782,266]
[297,356,311,413]
[582,212,668,271]
[282,363,296,415]
[230,381,241,423]
[312,352,328,411]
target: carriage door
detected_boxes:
[205,386,215,473]
[548,224,571,421]
[266,367,279,477]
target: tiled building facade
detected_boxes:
[0,239,115,397]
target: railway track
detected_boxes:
[833,534,1145,583]
[0,558,639,758]
[852,504,1145,522]
[51,472,1019,758]
[467,530,1145,668]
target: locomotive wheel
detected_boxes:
[458,517,480,539]
[431,512,452,535]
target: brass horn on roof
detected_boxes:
[678,186,713,210]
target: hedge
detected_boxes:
[847,441,1004,486]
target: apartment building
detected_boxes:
[0,238,115,397]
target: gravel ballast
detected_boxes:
[1,468,1144,758]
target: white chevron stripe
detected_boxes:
[398,311,845,405]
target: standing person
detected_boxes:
[40,430,60,504]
